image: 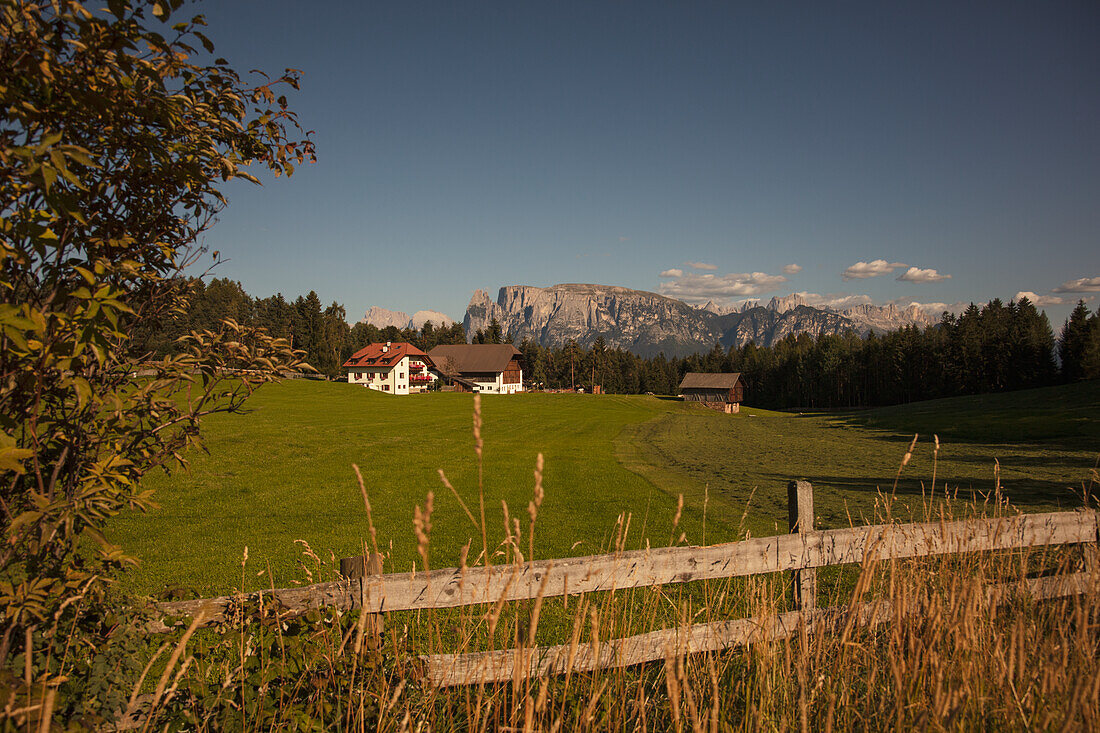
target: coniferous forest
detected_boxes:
[167,278,1100,410]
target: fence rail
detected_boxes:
[425,571,1095,686]
[150,482,1099,685]
[153,509,1098,629]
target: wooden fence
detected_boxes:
[153,481,1100,687]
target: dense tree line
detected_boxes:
[149,278,466,376]
[521,298,1099,409]
[157,284,1098,404]
[1058,300,1100,383]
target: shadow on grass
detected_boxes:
[935,453,1100,469]
[823,381,1100,449]
[759,472,1084,508]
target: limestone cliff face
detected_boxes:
[464,284,723,357]
[409,310,453,329]
[839,303,933,334]
[463,284,933,357]
[361,306,410,329]
[765,293,810,314]
[715,305,853,351]
[362,306,455,330]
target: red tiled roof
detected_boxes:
[342,342,433,369]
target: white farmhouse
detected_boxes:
[343,342,437,395]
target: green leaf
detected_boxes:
[71,376,92,409]
[63,147,96,167]
[38,131,63,149]
[41,165,56,193]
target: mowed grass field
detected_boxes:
[618,380,1100,537]
[109,379,1100,597]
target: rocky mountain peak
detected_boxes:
[460,285,936,357]
[699,300,737,315]
[360,306,410,330]
[766,293,809,314]
[839,302,933,333]
[410,310,453,329]
[362,306,454,331]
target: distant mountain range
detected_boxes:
[462,284,933,358]
[360,306,454,331]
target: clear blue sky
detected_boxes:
[193,0,1099,327]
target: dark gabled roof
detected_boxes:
[678,372,742,390]
[428,344,522,374]
[342,342,431,369]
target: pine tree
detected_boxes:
[1058,301,1093,382]
[487,318,504,344]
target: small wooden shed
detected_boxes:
[678,372,744,413]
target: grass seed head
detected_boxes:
[473,393,483,458]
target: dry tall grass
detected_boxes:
[130,397,1098,731]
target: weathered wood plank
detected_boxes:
[424,571,1095,687]
[153,510,1097,631]
[341,553,385,652]
[788,480,817,610]
[425,610,819,687]
[149,580,360,633]
[984,571,1094,605]
[347,510,1096,613]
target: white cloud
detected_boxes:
[659,268,684,278]
[896,266,951,283]
[782,263,802,275]
[898,300,970,317]
[842,260,907,280]
[1014,291,1068,307]
[659,271,788,302]
[1052,275,1100,293]
[685,261,718,271]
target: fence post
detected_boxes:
[1085,511,1099,580]
[340,553,384,651]
[788,480,817,611]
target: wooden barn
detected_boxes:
[427,344,525,394]
[678,372,744,413]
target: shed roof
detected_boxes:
[678,372,742,390]
[428,344,522,374]
[342,342,431,369]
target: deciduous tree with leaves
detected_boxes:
[0,0,313,723]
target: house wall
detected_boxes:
[347,355,415,394]
[468,372,500,394]
[467,364,524,394]
[407,358,436,393]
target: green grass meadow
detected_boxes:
[619,380,1100,537]
[109,379,1099,597]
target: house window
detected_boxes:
[384,385,390,391]
[400,373,404,379]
